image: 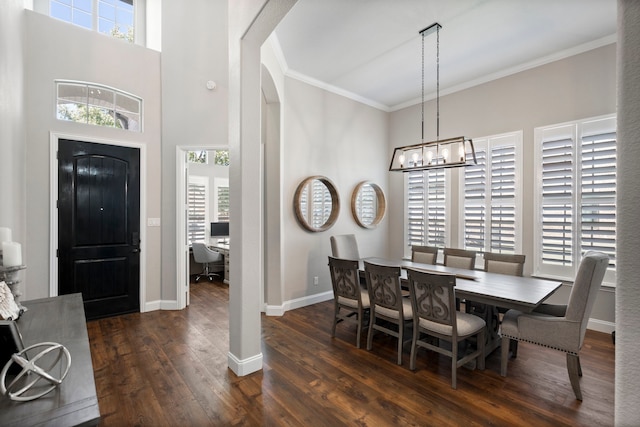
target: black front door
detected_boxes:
[58,139,140,320]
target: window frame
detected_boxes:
[458,130,523,258]
[533,114,617,287]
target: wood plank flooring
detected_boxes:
[87,279,615,426]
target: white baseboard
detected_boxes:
[587,318,615,334]
[265,304,285,316]
[143,300,179,312]
[144,297,614,337]
[228,351,263,376]
[282,290,333,313]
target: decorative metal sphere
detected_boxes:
[0,342,71,402]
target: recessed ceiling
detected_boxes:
[273,0,617,112]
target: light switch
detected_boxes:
[147,218,161,227]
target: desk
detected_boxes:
[0,293,100,427]
[209,241,230,284]
[361,257,563,355]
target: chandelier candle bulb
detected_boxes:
[2,242,22,267]
[0,227,11,244]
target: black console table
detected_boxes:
[0,293,100,426]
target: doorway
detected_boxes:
[57,138,141,320]
[176,147,231,308]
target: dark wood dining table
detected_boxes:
[359,257,563,356]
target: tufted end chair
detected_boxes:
[500,251,609,400]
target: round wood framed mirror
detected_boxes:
[294,176,340,232]
[351,181,386,229]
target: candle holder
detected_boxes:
[0,250,27,312]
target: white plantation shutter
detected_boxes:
[580,132,616,267]
[407,171,426,246]
[534,115,616,284]
[463,149,486,251]
[427,168,446,246]
[188,176,209,245]
[490,145,516,252]
[541,136,574,266]
[406,169,447,248]
[217,186,230,221]
[461,132,521,255]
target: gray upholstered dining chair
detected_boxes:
[483,252,526,277]
[191,242,224,282]
[443,248,477,270]
[468,252,526,316]
[328,256,370,348]
[411,245,439,265]
[364,261,413,365]
[444,248,477,312]
[500,251,609,400]
[406,268,485,389]
[330,234,360,260]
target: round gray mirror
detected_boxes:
[351,181,386,229]
[294,176,340,232]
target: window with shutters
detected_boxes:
[188,176,209,245]
[460,131,522,255]
[406,168,448,250]
[534,115,616,285]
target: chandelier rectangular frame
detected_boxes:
[389,136,476,171]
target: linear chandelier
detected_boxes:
[389,23,476,172]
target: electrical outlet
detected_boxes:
[313,276,319,286]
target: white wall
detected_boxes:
[160,0,229,303]
[388,44,617,326]
[281,77,390,303]
[22,10,163,303]
[0,0,26,265]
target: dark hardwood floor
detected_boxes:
[87,279,614,426]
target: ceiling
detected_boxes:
[273,0,617,112]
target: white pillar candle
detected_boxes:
[0,227,11,244]
[2,241,22,267]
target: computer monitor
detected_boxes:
[210,221,230,239]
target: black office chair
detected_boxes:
[192,242,224,282]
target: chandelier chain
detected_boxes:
[436,24,440,141]
[421,30,425,141]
